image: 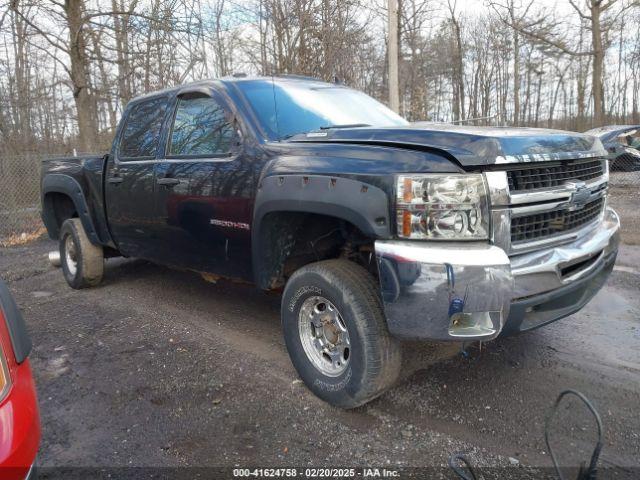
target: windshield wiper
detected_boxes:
[279,123,371,141]
[319,123,371,130]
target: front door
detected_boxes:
[153,90,256,279]
[105,95,170,258]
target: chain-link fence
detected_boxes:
[605,150,640,243]
[0,152,102,246]
[0,152,638,247]
[0,153,46,246]
[607,152,640,245]
[608,154,640,187]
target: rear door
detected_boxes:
[105,95,170,258]
[153,90,255,279]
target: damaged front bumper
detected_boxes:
[375,207,620,341]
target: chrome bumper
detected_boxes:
[375,208,620,341]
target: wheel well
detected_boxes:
[43,192,78,239]
[255,212,377,290]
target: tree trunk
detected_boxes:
[512,29,520,126]
[113,0,133,108]
[633,76,639,123]
[64,0,97,152]
[449,13,465,121]
[590,1,605,127]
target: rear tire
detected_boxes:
[282,259,401,408]
[59,218,104,289]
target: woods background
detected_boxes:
[1,0,640,154]
[0,0,639,242]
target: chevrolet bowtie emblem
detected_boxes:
[549,217,566,229]
[565,181,590,210]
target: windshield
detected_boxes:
[235,80,408,140]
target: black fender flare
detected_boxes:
[41,174,100,244]
[251,174,390,287]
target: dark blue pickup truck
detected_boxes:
[41,76,620,407]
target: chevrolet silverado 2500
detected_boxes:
[41,76,620,408]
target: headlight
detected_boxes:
[396,174,490,240]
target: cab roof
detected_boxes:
[128,75,338,103]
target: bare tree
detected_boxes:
[494,0,637,127]
[1,0,639,156]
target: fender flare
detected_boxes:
[251,174,390,287]
[41,174,100,244]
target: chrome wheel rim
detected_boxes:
[298,296,351,377]
[64,234,78,277]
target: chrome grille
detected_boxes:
[507,159,604,191]
[486,156,608,255]
[511,196,604,244]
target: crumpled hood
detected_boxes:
[289,123,606,166]
[584,125,640,145]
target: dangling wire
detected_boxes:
[544,390,603,480]
[447,390,603,480]
[448,452,478,480]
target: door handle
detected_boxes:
[107,176,123,184]
[157,177,180,186]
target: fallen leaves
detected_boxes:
[0,226,46,247]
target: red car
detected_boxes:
[0,280,40,480]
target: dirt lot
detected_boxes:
[1,234,639,479]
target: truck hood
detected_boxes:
[288,124,606,167]
[584,125,640,145]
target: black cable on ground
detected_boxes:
[544,389,604,480]
[447,452,478,480]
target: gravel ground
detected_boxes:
[1,236,639,479]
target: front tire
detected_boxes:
[282,259,401,408]
[59,218,104,289]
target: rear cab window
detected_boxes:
[118,96,169,160]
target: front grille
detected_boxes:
[511,196,604,244]
[559,250,603,278]
[507,159,604,191]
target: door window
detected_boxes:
[169,95,235,157]
[118,96,169,159]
